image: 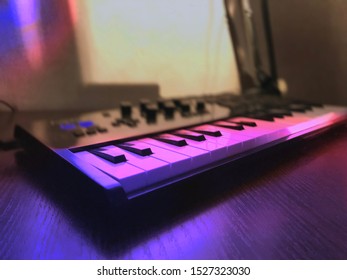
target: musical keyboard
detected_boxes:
[15,94,347,200]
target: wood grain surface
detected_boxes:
[1,126,347,259]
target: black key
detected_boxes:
[213,121,244,130]
[90,148,126,163]
[226,120,257,127]
[171,130,206,141]
[189,128,222,137]
[153,134,187,147]
[246,113,274,122]
[116,142,153,156]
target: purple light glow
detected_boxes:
[0,0,75,85]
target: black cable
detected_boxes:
[0,100,18,150]
[0,100,17,112]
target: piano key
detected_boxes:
[74,151,147,192]
[226,120,257,127]
[212,121,244,130]
[163,133,230,162]
[227,117,291,143]
[193,124,256,150]
[136,139,192,177]
[140,137,211,169]
[188,125,255,156]
[116,142,153,156]
[202,134,246,157]
[153,134,187,147]
[90,148,127,164]
[188,126,222,137]
[57,149,121,191]
[171,129,206,141]
[102,144,171,186]
[273,108,341,135]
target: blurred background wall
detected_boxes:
[269,0,347,105]
[1,0,347,111]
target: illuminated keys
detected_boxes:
[212,121,244,130]
[226,117,289,143]
[172,135,227,162]
[140,137,211,169]
[74,150,147,192]
[189,125,222,137]
[226,120,257,127]
[116,142,153,156]
[171,129,206,141]
[83,144,174,192]
[153,134,187,147]
[136,139,191,177]
[197,124,256,150]
[90,148,126,164]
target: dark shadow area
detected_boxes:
[14,124,347,259]
[270,0,347,106]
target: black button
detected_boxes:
[139,99,151,114]
[97,126,108,133]
[163,101,175,119]
[120,101,132,119]
[145,104,158,123]
[86,127,97,135]
[72,129,85,137]
[112,120,122,127]
[180,101,191,116]
[196,100,206,113]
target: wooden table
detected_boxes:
[1,125,347,259]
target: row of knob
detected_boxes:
[120,99,207,122]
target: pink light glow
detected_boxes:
[13,0,43,70]
[0,0,75,85]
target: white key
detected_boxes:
[205,124,257,150]
[126,140,192,178]
[140,136,211,170]
[187,125,245,157]
[74,150,146,193]
[103,145,170,187]
[228,117,291,143]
